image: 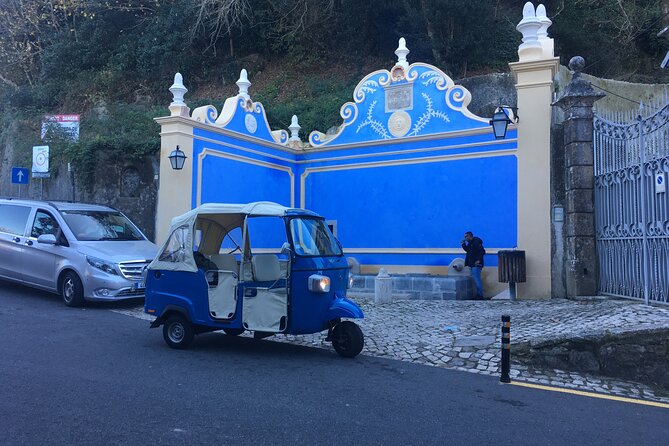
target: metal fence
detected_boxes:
[594,101,669,304]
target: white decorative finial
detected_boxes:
[536,4,554,57]
[516,2,543,61]
[169,73,187,107]
[289,115,301,142]
[395,37,410,70]
[236,69,251,100]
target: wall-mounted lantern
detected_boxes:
[168,145,187,170]
[489,106,518,139]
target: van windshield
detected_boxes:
[61,211,145,241]
[289,218,342,257]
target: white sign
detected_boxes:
[656,173,666,194]
[32,145,49,176]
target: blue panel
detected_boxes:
[304,155,517,252]
[199,154,292,206]
[194,128,296,166]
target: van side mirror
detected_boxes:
[37,234,57,245]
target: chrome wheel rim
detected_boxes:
[168,323,185,343]
[63,278,74,302]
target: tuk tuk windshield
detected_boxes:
[289,218,342,257]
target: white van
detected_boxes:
[0,199,157,306]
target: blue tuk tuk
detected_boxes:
[144,202,364,358]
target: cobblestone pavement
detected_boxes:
[115,296,669,403]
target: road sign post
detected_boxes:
[11,167,29,199]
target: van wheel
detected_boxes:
[223,328,245,336]
[61,272,85,307]
[163,315,194,349]
[331,321,364,358]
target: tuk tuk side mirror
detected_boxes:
[280,242,293,256]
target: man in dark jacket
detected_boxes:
[461,231,485,299]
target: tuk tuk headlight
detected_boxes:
[308,275,330,293]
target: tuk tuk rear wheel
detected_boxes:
[332,321,364,358]
[163,315,194,349]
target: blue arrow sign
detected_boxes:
[11,167,29,185]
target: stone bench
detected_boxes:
[350,274,475,300]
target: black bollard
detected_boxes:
[500,315,511,383]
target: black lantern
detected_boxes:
[489,107,514,139]
[168,145,187,170]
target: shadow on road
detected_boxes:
[0,279,144,310]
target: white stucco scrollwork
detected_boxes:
[191,105,218,124]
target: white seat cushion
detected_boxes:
[252,254,281,282]
[210,254,239,274]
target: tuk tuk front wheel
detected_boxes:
[331,321,364,358]
[163,315,194,349]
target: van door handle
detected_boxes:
[24,240,33,246]
[12,237,20,243]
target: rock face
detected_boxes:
[515,329,669,390]
[457,72,517,118]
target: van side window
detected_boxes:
[0,204,31,236]
[31,211,60,238]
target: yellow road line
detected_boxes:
[508,381,669,409]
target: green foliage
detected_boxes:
[256,74,357,136]
[1,0,669,153]
[35,104,161,188]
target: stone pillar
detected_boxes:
[154,73,195,245]
[508,2,560,299]
[553,57,605,297]
[154,118,194,245]
[374,268,393,303]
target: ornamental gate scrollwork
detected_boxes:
[594,105,669,303]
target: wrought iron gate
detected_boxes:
[594,104,669,304]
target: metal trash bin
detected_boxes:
[497,250,526,300]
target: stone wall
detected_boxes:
[515,329,669,391]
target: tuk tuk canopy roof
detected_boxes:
[149,202,320,273]
[169,201,311,227]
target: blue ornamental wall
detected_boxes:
[189,61,518,269]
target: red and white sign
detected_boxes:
[41,114,80,141]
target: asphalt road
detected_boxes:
[0,281,667,446]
